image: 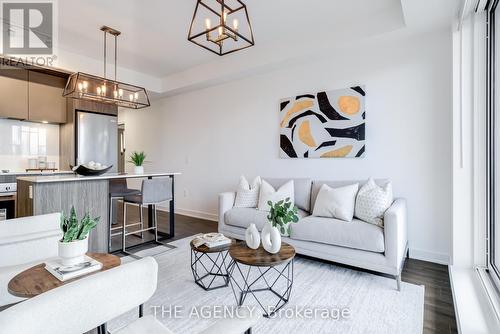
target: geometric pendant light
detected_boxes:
[63,26,150,109]
[188,0,255,56]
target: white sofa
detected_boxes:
[0,213,62,307]
[219,178,408,290]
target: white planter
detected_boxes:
[134,166,144,174]
[245,224,261,249]
[58,237,88,266]
[261,222,281,254]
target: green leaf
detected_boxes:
[60,207,99,242]
[128,151,146,166]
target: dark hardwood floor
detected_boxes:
[115,204,458,333]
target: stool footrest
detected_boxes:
[124,226,156,236]
[124,222,143,228]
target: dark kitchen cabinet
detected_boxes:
[0,69,29,120]
[28,71,67,123]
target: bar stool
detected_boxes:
[122,178,173,256]
[108,179,141,252]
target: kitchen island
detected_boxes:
[16,172,180,253]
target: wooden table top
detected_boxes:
[229,241,296,267]
[190,239,235,253]
[8,253,120,298]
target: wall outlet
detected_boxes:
[183,189,189,197]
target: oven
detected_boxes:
[0,176,17,221]
[0,197,15,220]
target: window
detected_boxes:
[488,0,500,289]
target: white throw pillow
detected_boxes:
[312,183,359,222]
[257,180,294,212]
[354,178,393,226]
[234,176,261,208]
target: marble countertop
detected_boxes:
[0,170,74,176]
[17,172,181,183]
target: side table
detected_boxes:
[190,239,234,291]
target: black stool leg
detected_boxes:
[97,323,107,334]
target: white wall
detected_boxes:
[0,119,60,171]
[120,28,453,264]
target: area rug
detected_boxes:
[109,237,424,334]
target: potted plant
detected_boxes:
[129,151,146,174]
[59,207,99,266]
[262,198,299,254]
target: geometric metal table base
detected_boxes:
[227,258,294,318]
[191,248,230,291]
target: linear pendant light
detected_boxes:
[188,0,255,56]
[63,26,150,109]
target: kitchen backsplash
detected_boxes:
[0,119,60,171]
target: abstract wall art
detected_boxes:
[279,86,366,158]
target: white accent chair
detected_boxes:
[0,213,62,307]
[0,256,260,334]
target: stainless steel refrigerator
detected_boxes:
[76,111,118,172]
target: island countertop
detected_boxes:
[16,171,179,252]
[17,172,181,183]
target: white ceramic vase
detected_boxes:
[58,237,88,266]
[134,165,144,174]
[245,224,261,249]
[261,222,281,254]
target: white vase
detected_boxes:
[58,237,88,266]
[134,166,144,174]
[245,224,261,249]
[261,222,281,254]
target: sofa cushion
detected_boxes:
[225,207,309,231]
[263,178,312,212]
[290,216,385,253]
[311,179,390,212]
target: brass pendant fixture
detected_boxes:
[63,26,150,109]
[188,0,255,56]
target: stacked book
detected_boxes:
[192,233,232,248]
[45,256,103,282]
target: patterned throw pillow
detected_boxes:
[354,178,393,226]
[234,176,261,208]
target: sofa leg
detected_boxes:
[245,329,252,334]
[395,274,401,291]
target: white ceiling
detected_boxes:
[55,0,459,95]
[58,0,405,77]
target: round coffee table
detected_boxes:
[8,253,120,298]
[190,239,234,291]
[227,240,296,317]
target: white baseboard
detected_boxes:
[155,205,218,222]
[409,247,450,265]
